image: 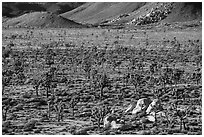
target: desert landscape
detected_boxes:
[2,2,202,135]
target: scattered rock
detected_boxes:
[137,130,151,135]
[34,129,41,133]
[23,120,38,131]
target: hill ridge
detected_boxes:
[3,11,85,28]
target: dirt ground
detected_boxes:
[2,26,202,135]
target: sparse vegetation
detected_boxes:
[2,19,202,135]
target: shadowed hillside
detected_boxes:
[2,2,84,17]
[162,2,202,23]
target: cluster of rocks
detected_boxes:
[128,3,173,26]
[101,13,130,25]
[103,98,165,130]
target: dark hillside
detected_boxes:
[2,2,84,17]
[162,2,202,23]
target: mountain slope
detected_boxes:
[3,2,201,28]
[61,2,146,24]
[3,12,84,28]
[61,2,202,26]
[162,2,202,23]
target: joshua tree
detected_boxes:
[2,98,12,121]
[41,67,57,98]
[43,72,53,98]
[98,73,111,101]
[2,44,13,60]
[149,61,158,75]
[54,100,65,122]
[130,73,144,95]
[137,60,145,72]
[90,68,98,90]
[111,58,122,72]
[2,69,13,95]
[193,55,202,70]
[91,105,110,130]
[31,76,43,96]
[2,105,10,121]
[164,104,176,129]
[82,59,92,79]
[90,71,110,101]
[45,48,55,67]
[69,95,79,116]
[13,56,26,85]
[195,72,201,86]
[170,103,189,131]
[47,95,64,121]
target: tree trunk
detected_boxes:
[4,107,9,121]
[155,112,157,123]
[183,119,186,130]
[196,74,200,85]
[57,111,60,122]
[98,119,101,130]
[46,87,49,98]
[60,108,63,122]
[133,84,137,95]
[180,119,183,131]
[2,85,5,95]
[47,102,50,118]
[100,87,103,101]
[35,86,39,96]
[72,107,74,116]
[3,109,7,121]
